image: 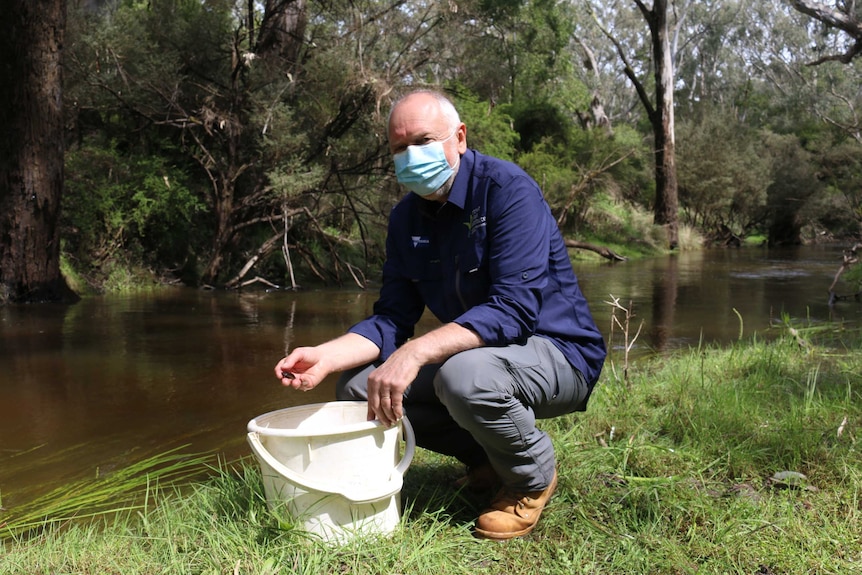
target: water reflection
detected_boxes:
[573,245,860,357]
[0,245,859,511]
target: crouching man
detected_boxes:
[275,89,606,540]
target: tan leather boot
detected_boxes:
[474,470,558,540]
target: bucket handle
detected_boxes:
[248,416,415,504]
[395,416,415,477]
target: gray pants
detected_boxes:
[336,335,591,492]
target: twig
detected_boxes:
[604,294,644,385]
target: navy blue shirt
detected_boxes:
[349,149,606,387]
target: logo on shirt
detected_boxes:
[411,236,430,248]
[465,207,487,236]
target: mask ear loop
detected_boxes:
[440,127,461,172]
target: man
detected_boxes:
[274,89,606,540]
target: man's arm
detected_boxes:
[275,332,381,391]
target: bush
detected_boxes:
[62,137,206,289]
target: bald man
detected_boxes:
[275,90,605,540]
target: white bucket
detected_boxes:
[247,401,415,543]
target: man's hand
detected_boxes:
[366,346,421,426]
[274,347,327,392]
[366,323,484,426]
[274,332,382,393]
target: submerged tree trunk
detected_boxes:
[0,0,77,304]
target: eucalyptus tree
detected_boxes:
[789,0,862,64]
[784,1,862,140]
[583,0,683,249]
[671,1,753,109]
[0,0,77,303]
[730,1,862,242]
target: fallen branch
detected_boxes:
[238,276,281,289]
[565,239,627,262]
[224,232,284,289]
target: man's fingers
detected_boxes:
[375,393,404,427]
[389,393,403,422]
[377,394,392,425]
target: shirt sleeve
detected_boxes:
[347,204,426,361]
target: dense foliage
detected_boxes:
[61,0,862,291]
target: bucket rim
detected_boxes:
[247,401,391,437]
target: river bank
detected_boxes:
[3,324,860,574]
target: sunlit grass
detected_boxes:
[2,325,861,574]
[1,446,212,541]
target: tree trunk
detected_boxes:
[643,0,679,249]
[256,0,307,70]
[0,0,77,304]
[601,1,680,250]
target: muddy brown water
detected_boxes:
[1,245,858,511]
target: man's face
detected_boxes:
[388,93,466,172]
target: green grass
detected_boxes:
[2,327,861,574]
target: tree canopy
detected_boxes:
[15,0,856,292]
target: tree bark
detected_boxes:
[256,0,307,71]
[591,1,680,250]
[638,0,679,249]
[0,0,77,304]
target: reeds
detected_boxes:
[1,445,212,540]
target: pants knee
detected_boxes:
[434,351,494,419]
[336,364,373,401]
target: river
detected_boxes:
[1,244,859,511]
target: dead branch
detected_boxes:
[225,232,285,289]
[828,242,862,305]
[238,276,281,289]
[282,206,299,290]
[345,262,367,289]
[565,239,627,262]
[557,149,633,228]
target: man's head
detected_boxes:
[388,90,467,201]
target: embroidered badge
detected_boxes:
[411,236,430,248]
[464,207,487,236]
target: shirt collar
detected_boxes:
[442,149,474,210]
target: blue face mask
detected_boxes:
[393,131,458,197]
